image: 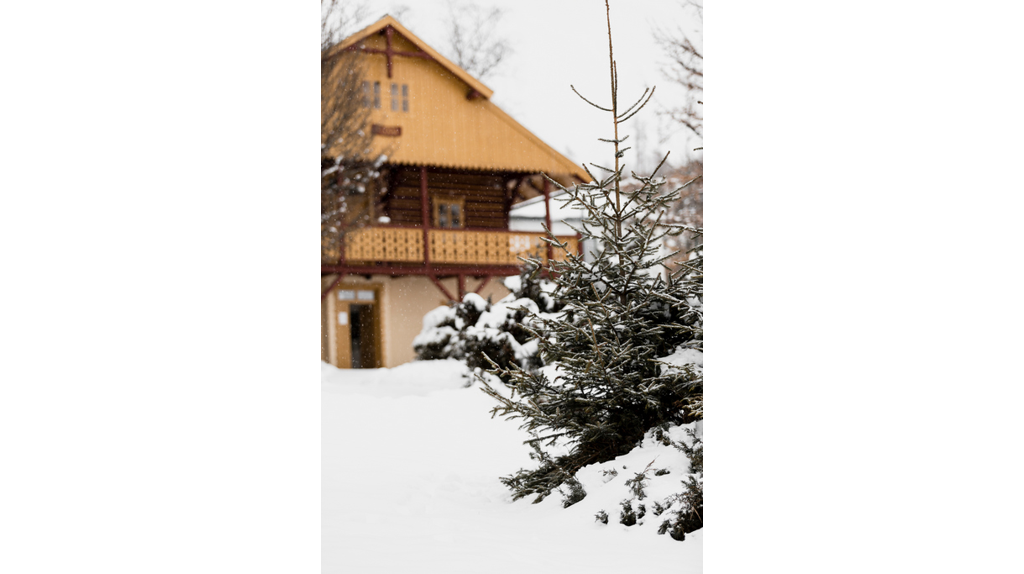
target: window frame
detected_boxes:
[432,196,466,229]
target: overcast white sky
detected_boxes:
[352,0,702,173]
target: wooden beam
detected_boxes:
[321,264,522,277]
[473,276,492,294]
[384,26,394,78]
[321,274,345,301]
[355,47,433,60]
[421,166,430,266]
[429,274,456,302]
[457,274,466,300]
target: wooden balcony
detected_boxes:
[328,226,578,266]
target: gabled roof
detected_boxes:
[338,15,493,100]
[331,16,591,183]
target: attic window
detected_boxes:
[360,82,381,109]
[433,197,465,229]
[391,83,409,112]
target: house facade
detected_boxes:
[321,16,590,369]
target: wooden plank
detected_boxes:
[395,172,506,187]
[388,198,427,210]
[425,183,504,193]
[393,185,505,197]
[389,197,504,210]
[464,210,504,219]
[391,186,426,196]
[464,212,506,221]
[464,220,505,229]
[464,200,505,209]
[463,197,506,205]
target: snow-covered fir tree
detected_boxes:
[479,1,703,537]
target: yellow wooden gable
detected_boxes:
[332,16,590,183]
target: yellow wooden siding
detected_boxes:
[328,20,589,181]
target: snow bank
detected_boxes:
[321,359,468,397]
[322,362,702,573]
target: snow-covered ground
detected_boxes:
[323,359,702,573]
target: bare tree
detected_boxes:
[443,1,512,80]
[654,0,702,141]
[321,0,380,263]
[663,159,703,264]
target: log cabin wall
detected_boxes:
[384,166,515,229]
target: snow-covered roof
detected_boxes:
[508,191,586,221]
[508,191,586,235]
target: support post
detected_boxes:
[421,166,430,268]
[457,274,465,300]
[543,177,553,265]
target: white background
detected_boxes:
[1,1,1023,572]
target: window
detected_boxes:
[360,82,370,108]
[390,83,410,112]
[433,197,465,229]
[373,81,381,109]
[338,289,376,301]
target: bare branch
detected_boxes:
[443,1,512,80]
[653,0,703,140]
[321,0,381,264]
[571,85,613,112]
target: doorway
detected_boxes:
[348,304,377,369]
[330,284,383,369]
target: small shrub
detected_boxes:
[619,501,637,526]
[561,478,587,508]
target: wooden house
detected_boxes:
[321,15,589,369]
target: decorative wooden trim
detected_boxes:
[343,25,435,79]
[344,227,423,262]
[341,226,579,267]
[371,124,402,137]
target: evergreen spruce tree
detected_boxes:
[481,0,703,503]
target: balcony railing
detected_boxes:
[330,226,578,266]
